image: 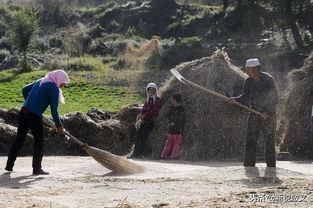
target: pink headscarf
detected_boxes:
[41,69,69,88]
[40,69,70,103]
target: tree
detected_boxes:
[34,0,65,25]
[9,7,39,72]
[269,0,304,49]
[285,0,304,49]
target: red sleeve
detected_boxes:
[140,101,148,114]
[144,98,162,118]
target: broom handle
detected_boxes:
[42,115,85,147]
[183,78,266,117]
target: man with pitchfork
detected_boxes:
[229,58,278,167]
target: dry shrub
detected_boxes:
[147,49,251,160]
[278,55,313,158]
[126,39,160,57]
[123,39,161,70]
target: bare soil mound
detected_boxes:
[0,105,140,156]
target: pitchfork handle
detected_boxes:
[183,78,266,117]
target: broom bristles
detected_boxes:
[85,146,144,174]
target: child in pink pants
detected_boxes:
[161,93,185,159]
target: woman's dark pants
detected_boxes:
[5,110,44,170]
[132,123,154,157]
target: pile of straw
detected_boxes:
[278,55,313,158]
[147,50,253,160]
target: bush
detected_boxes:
[36,0,65,25]
[113,57,127,70]
[0,49,10,63]
[97,1,117,11]
[0,5,11,26]
[159,36,206,69]
[96,4,119,26]
[33,36,49,53]
[0,5,9,16]
[18,58,32,73]
[42,54,68,71]
[88,24,106,38]
[89,35,135,56]
[0,21,7,37]
[0,37,12,51]
[49,35,63,48]
[107,19,122,32]
[63,22,92,56]
[125,26,137,36]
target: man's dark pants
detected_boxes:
[132,122,154,157]
[244,113,276,167]
[5,110,44,170]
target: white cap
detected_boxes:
[246,58,261,68]
[146,82,158,90]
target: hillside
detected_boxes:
[0,0,312,113]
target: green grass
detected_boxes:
[0,68,144,115]
[66,56,116,71]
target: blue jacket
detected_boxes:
[22,80,62,127]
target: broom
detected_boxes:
[170,68,266,118]
[42,116,144,174]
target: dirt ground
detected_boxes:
[0,156,312,208]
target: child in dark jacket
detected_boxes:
[161,93,185,159]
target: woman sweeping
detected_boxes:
[130,83,162,158]
[5,69,70,175]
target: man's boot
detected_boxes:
[33,168,49,175]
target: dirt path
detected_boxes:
[0,156,312,208]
